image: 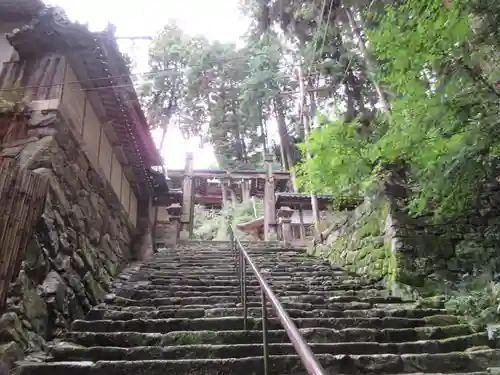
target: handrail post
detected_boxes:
[261,289,270,375]
[239,243,243,307]
[242,257,248,331]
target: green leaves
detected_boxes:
[295,119,375,206]
[295,0,500,220]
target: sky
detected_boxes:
[46,0,249,169]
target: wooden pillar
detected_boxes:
[180,153,194,241]
[0,159,49,314]
[263,153,277,241]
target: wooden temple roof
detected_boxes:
[5,7,164,197]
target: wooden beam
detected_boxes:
[167,169,291,180]
[0,159,49,314]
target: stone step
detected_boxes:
[101,300,414,313]
[72,316,449,333]
[86,307,448,321]
[148,277,378,287]
[111,282,386,293]
[136,263,338,270]
[113,287,391,299]
[136,262,341,270]
[48,334,490,361]
[130,273,360,283]
[19,349,500,375]
[106,294,406,307]
[126,270,349,279]
[62,325,473,347]
[150,255,310,263]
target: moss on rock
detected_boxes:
[312,197,403,288]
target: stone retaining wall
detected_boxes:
[311,182,500,298]
[0,112,133,368]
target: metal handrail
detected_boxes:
[229,225,329,375]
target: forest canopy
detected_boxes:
[142,0,500,219]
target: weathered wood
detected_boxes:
[0,158,48,314]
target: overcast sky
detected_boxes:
[46,0,248,169]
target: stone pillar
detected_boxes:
[278,206,294,246]
[298,207,306,241]
[241,180,251,201]
[180,153,194,241]
[133,197,155,260]
[264,153,277,241]
[163,203,182,248]
[221,181,229,207]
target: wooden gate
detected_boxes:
[0,158,49,314]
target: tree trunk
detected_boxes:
[273,95,294,171]
[0,158,49,314]
[344,6,391,113]
[297,63,321,232]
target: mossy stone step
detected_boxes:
[85,307,449,321]
[18,243,496,375]
[72,316,447,333]
[149,277,378,287]
[204,307,450,319]
[113,287,391,300]
[112,281,385,292]
[107,294,405,307]
[48,334,490,362]
[63,325,473,347]
[19,349,500,375]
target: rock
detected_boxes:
[41,271,66,308]
[27,127,57,138]
[0,145,24,157]
[83,272,106,304]
[52,253,71,272]
[18,136,55,169]
[0,313,27,345]
[487,324,500,345]
[23,239,47,283]
[71,254,86,275]
[22,284,48,337]
[0,341,23,369]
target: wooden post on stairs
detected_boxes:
[0,158,49,314]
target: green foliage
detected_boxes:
[192,199,264,241]
[294,117,378,208]
[296,0,500,219]
[445,282,500,330]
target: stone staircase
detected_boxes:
[19,241,500,375]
